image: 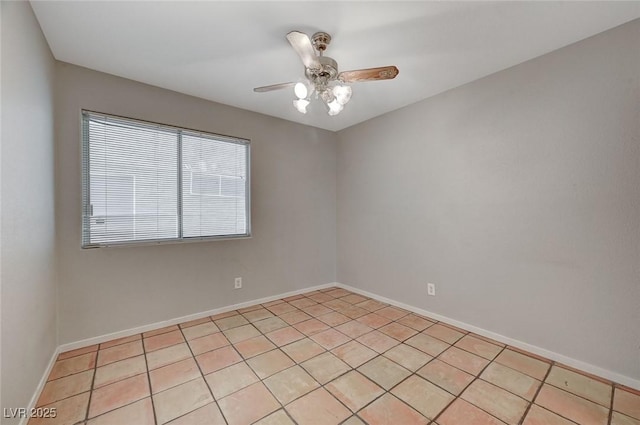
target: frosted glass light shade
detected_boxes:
[293,99,309,114]
[327,99,343,116]
[333,85,352,105]
[294,82,308,99]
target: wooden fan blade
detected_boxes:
[286,31,320,70]
[338,66,399,83]
[253,82,296,93]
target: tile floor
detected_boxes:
[32,287,640,425]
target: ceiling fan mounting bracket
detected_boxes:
[305,56,338,85]
[311,32,332,53]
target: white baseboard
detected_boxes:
[58,282,336,353]
[335,282,640,391]
[19,347,60,425]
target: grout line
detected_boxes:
[140,334,159,425]
[607,383,615,425]
[176,324,230,425]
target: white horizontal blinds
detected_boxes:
[82,112,179,246]
[181,132,248,238]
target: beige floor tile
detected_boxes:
[144,325,179,338]
[379,322,418,341]
[267,303,299,316]
[317,311,351,326]
[392,375,455,419]
[326,370,384,412]
[286,388,351,425]
[264,365,320,404]
[405,333,450,357]
[417,358,474,396]
[614,388,640,419]
[49,352,97,380]
[147,343,192,370]
[294,318,331,336]
[166,402,226,425]
[424,324,465,344]
[247,349,295,379]
[342,416,366,425]
[254,409,296,425]
[182,322,220,340]
[340,305,369,319]
[336,320,374,338]
[341,294,369,305]
[214,314,249,330]
[94,355,146,388]
[358,356,411,390]
[535,384,609,425]
[196,345,242,375]
[234,335,276,359]
[356,312,392,329]
[86,397,154,425]
[359,393,429,425]
[522,404,578,425]
[455,335,502,360]
[153,377,213,424]
[238,304,263,314]
[301,351,350,384]
[281,338,325,363]
[494,349,550,380]
[99,334,141,350]
[210,311,239,320]
[97,340,143,366]
[356,330,399,353]
[308,293,335,303]
[439,346,489,375]
[612,411,640,425]
[28,392,90,425]
[355,299,388,312]
[438,398,506,425]
[149,357,201,394]
[218,382,280,425]
[37,369,93,406]
[383,344,432,371]
[223,324,261,343]
[280,310,312,325]
[243,308,275,323]
[303,304,335,317]
[289,298,317,309]
[89,374,150,418]
[58,345,99,361]
[481,362,541,401]
[188,332,230,356]
[310,328,351,350]
[265,326,305,347]
[204,361,259,399]
[331,340,377,368]
[253,317,288,334]
[376,306,410,321]
[144,330,185,352]
[461,379,529,424]
[397,314,435,331]
[546,365,612,407]
[179,317,212,329]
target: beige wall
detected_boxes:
[1,2,58,421]
[337,20,640,380]
[55,64,337,344]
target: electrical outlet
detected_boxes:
[234,277,242,289]
[427,283,436,296]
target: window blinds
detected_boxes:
[81,111,250,247]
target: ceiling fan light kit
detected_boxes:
[254,30,399,117]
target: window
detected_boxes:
[81,111,250,248]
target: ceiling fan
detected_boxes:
[254,31,399,116]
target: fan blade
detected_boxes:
[253,82,296,93]
[338,66,399,83]
[286,31,320,70]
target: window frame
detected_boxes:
[81,110,251,248]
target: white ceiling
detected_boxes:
[31,1,640,132]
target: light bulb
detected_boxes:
[327,99,343,116]
[293,99,309,114]
[333,85,352,105]
[294,82,308,99]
